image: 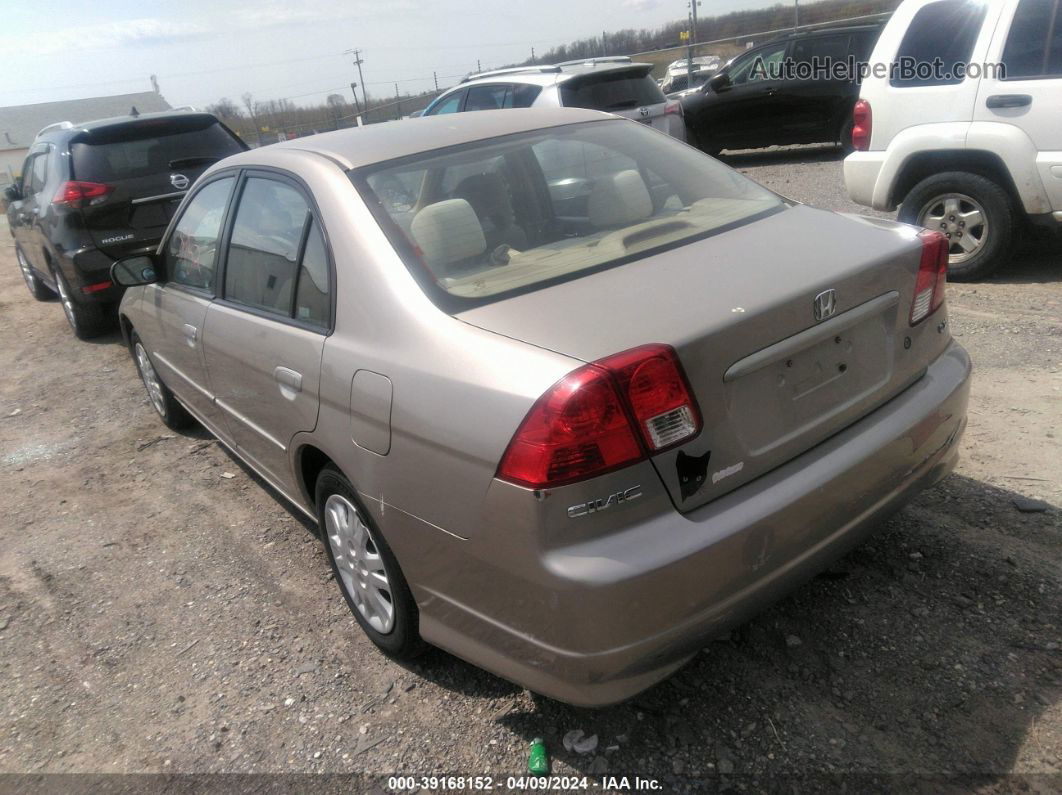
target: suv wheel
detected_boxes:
[316,466,425,660]
[16,246,55,301]
[53,266,112,338]
[898,171,1014,281]
[130,332,194,430]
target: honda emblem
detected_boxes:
[813,289,837,321]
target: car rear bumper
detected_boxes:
[843,151,888,209]
[64,247,123,303]
[404,340,971,706]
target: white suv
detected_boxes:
[421,58,687,143]
[845,0,1062,279]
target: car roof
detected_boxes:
[37,111,220,143]
[232,108,613,171]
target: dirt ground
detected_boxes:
[0,148,1059,792]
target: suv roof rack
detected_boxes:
[556,56,633,67]
[462,65,561,83]
[37,120,74,137]
[172,105,198,112]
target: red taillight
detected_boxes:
[497,344,701,489]
[665,100,683,116]
[852,99,871,152]
[81,280,113,294]
[53,181,114,209]
[910,229,948,325]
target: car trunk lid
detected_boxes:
[458,205,938,512]
[69,115,245,258]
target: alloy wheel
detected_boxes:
[16,248,36,292]
[53,270,77,328]
[917,193,988,265]
[325,494,395,634]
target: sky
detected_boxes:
[0,0,775,111]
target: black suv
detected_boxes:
[681,25,882,156]
[5,111,246,338]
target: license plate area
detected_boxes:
[724,294,898,456]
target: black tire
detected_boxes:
[686,126,722,158]
[839,120,855,156]
[53,266,112,339]
[316,466,425,660]
[898,171,1015,281]
[129,331,194,430]
[16,245,55,301]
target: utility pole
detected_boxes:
[794,0,800,30]
[433,71,439,92]
[349,82,361,114]
[531,45,535,62]
[688,0,700,90]
[477,59,481,73]
[395,82,401,119]
[602,30,607,56]
[344,49,368,117]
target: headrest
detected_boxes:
[588,169,653,229]
[410,199,486,271]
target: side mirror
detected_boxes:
[3,184,21,202]
[111,255,158,287]
[708,72,730,93]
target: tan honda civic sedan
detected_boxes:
[111,108,971,706]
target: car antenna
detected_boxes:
[130,106,140,117]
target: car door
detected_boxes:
[201,172,330,493]
[10,147,50,270]
[700,42,790,148]
[139,175,236,437]
[974,0,1062,210]
[782,34,855,143]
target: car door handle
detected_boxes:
[986,94,1031,109]
[182,324,198,344]
[273,366,303,393]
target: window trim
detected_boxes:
[213,167,337,335]
[158,169,239,299]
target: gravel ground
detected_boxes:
[0,147,1059,793]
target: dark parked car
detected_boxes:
[5,110,246,338]
[681,25,882,156]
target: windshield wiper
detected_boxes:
[168,156,219,169]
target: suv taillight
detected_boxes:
[910,229,948,325]
[852,99,871,151]
[497,344,701,489]
[665,100,683,116]
[53,181,114,209]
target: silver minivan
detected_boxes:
[112,108,970,706]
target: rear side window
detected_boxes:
[465,85,511,111]
[294,221,330,328]
[1001,0,1062,79]
[560,71,665,111]
[791,36,851,68]
[225,178,309,316]
[70,122,244,182]
[890,0,987,86]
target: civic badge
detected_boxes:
[813,289,837,321]
[170,173,190,190]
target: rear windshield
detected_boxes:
[71,122,244,182]
[560,71,666,111]
[353,119,782,311]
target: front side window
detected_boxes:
[728,44,787,85]
[890,0,988,86]
[166,176,234,290]
[224,177,310,316]
[426,91,464,115]
[1002,0,1062,79]
[354,119,782,310]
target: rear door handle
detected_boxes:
[182,324,198,345]
[273,366,303,393]
[986,94,1031,109]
